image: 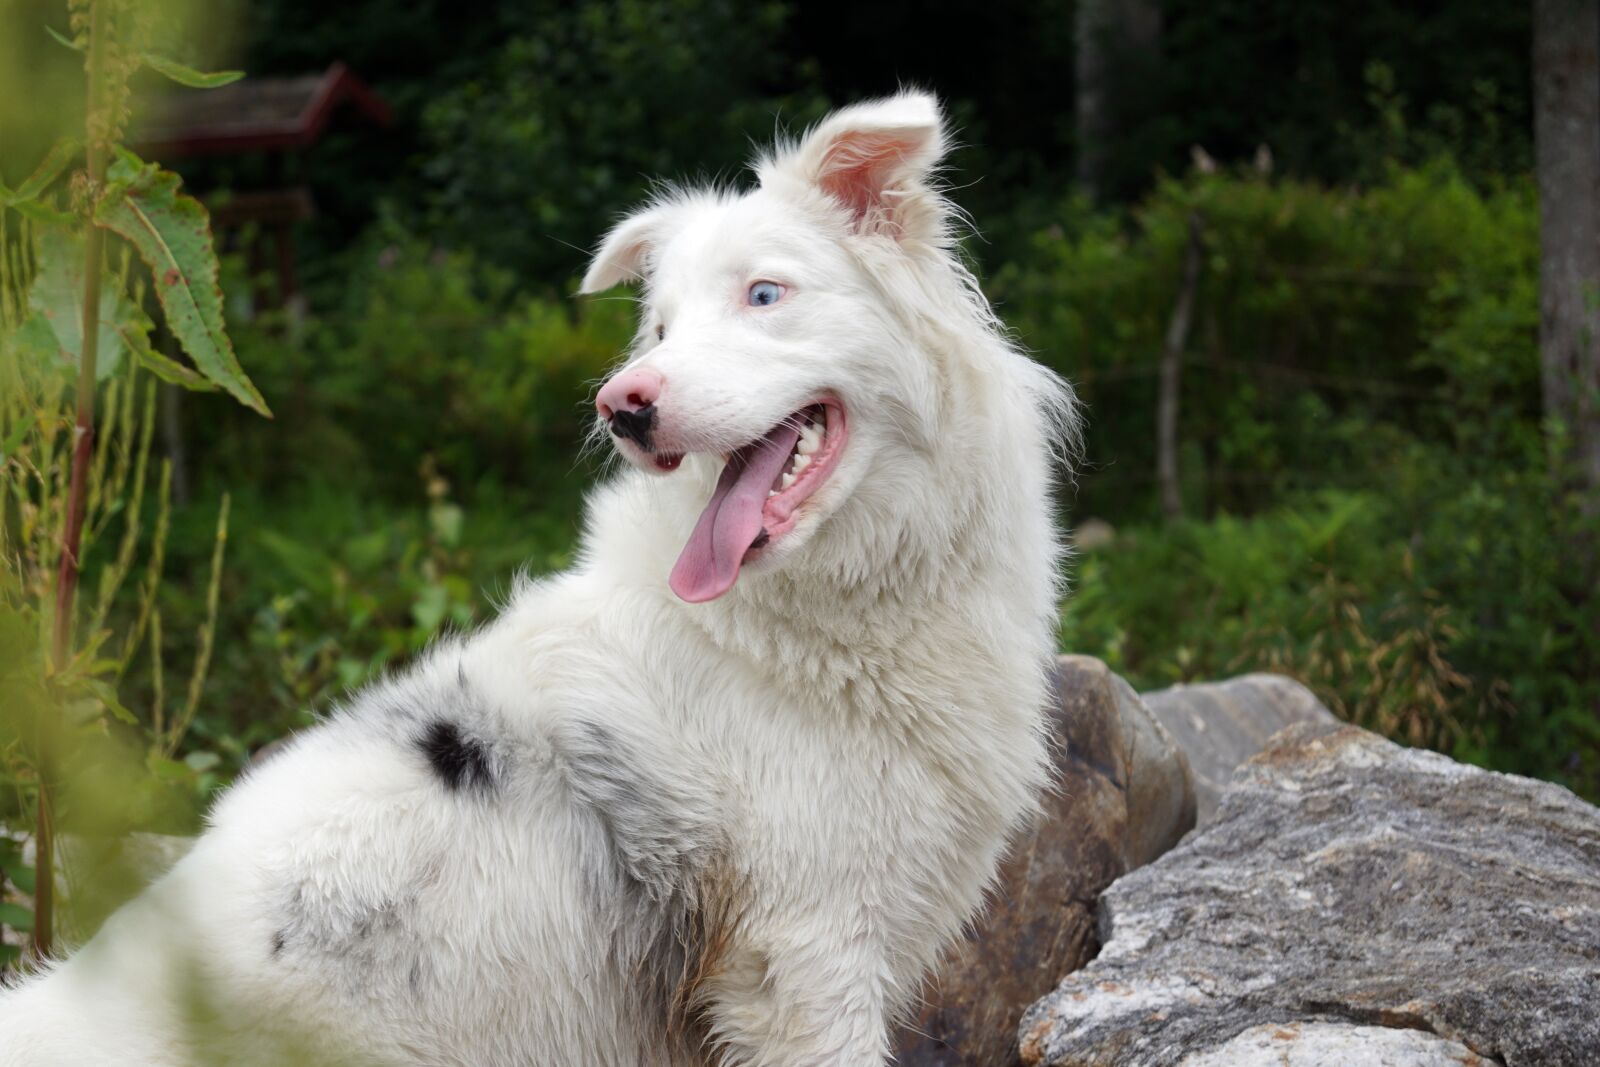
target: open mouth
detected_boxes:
[667,400,847,603]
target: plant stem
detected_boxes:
[37,0,109,964]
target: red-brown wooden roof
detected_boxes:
[138,62,391,157]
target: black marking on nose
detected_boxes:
[418,719,495,794]
[609,403,656,452]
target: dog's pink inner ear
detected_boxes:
[814,126,938,237]
[818,131,920,225]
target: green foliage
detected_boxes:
[95,149,269,414]
[418,0,823,280]
[198,240,629,496]
[0,0,267,964]
[996,159,1540,520]
[0,354,233,955]
[22,229,137,381]
[1013,157,1596,796]
[1063,478,1599,798]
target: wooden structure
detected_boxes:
[137,63,391,310]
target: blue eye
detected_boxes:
[748,281,784,307]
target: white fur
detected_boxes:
[0,92,1076,1066]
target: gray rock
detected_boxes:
[895,656,1196,1065]
[1018,724,1600,1067]
[1179,1022,1494,1066]
[1142,673,1338,824]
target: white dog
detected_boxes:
[0,91,1075,1066]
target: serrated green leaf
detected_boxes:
[8,139,78,205]
[93,153,270,416]
[140,53,244,89]
[45,24,83,52]
[27,228,129,381]
[119,326,216,391]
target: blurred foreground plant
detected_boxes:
[0,0,263,966]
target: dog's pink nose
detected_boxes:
[596,366,663,420]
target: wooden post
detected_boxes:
[1158,213,1204,521]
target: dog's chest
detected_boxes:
[716,661,1041,906]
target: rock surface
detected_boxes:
[894,656,1196,1066]
[1179,1022,1493,1066]
[1142,673,1338,824]
[1018,724,1600,1067]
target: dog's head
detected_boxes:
[582,92,1047,604]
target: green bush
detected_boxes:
[995,159,1540,521]
[196,240,632,499]
[1020,160,1593,796]
[1062,474,1600,799]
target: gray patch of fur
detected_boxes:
[552,719,717,903]
[550,718,728,1052]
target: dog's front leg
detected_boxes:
[700,935,893,1067]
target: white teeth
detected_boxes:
[797,423,821,455]
[780,472,796,490]
[791,453,811,474]
[769,489,778,497]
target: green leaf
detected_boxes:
[119,325,216,392]
[0,901,34,933]
[0,839,34,895]
[45,24,82,52]
[82,678,138,725]
[7,139,79,205]
[140,53,244,89]
[26,228,131,381]
[93,152,270,416]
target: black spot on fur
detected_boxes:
[609,404,656,452]
[270,929,286,957]
[418,719,494,793]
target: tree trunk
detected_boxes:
[1533,0,1600,513]
[1075,0,1162,201]
[1158,214,1204,521]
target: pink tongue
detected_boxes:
[670,423,802,603]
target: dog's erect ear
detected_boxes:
[762,91,948,241]
[579,207,669,293]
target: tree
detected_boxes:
[1533,0,1600,513]
[1074,0,1162,201]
